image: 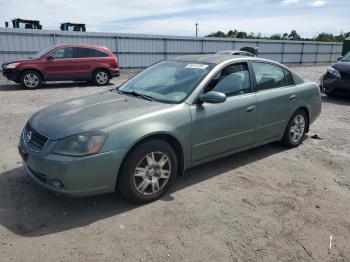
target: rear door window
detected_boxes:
[284,69,295,86]
[252,62,287,91]
[73,47,93,58]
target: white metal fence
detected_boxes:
[0,28,342,68]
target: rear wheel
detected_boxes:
[118,140,177,203]
[93,69,110,86]
[281,109,308,148]
[21,70,42,89]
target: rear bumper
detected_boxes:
[2,68,20,82]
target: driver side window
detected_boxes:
[205,63,251,97]
[52,48,73,59]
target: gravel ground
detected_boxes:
[1,65,350,262]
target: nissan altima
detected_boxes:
[18,54,322,203]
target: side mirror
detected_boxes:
[337,56,343,61]
[198,91,226,104]
[46,55,54,61]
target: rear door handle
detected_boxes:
[289,94,296,100]
[246,105,256,112]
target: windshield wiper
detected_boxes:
[119,90,154,101]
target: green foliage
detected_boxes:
[206,29,349,42]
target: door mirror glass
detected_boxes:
[199,91,226,104]
[46,55,54,61]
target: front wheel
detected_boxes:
[21,70,42,89]
[93,69,110,86]
[118,140,178,203]
[281,110,308,148]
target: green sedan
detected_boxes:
[18,54,321,203]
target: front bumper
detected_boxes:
[18,134,127,197]
[2,68,20,82]
[323,73,350,95]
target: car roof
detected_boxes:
[52,44,109,50]
[172,54,291,72]
[173,54,247,64]
[173,54,266,65]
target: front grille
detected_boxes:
[24,123,48,151]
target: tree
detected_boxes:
[227,30,237,38]
[205,29,349,42]
[315,33,335,42]
[236,31,248,38]
[207,31,226,38]
[288,30,301,40]
[270,34,282,40]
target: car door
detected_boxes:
[251,62,297,143]
[190,62,257,161]
[44,47,75,80]
[71,47,94,79]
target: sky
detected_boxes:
[0,0,348,37]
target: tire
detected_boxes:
[281,109,308,148]
[118,140,178,203]
[21,70,42,89]
[93,69,110,86]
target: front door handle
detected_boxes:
[289,94,296,100]
[246,105,256,112]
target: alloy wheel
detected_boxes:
[289,114,305,143]
[23,74,39,88]
[96,71,108,85]
[133,151,172,196]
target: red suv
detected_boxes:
[2,44,120,89]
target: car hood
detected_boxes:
[2,57,38,66]
[29,92,172,140]
[333,61,350,73]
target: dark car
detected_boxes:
[322,52,350,96]
[2,44,120,89]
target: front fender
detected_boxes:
[101,103,193,168]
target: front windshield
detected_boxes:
[30,46,54,59]
[119,61,214,103]
[343,52,350,61]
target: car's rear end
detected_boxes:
[96,46,120,78]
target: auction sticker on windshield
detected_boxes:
[185,64,208,69]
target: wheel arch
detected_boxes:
[116,132,185,186]
[19,68,44,81]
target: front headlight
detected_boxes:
[53,132,107,156]
[6,62,20,69]
[327,67,341,78]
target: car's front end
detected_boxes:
[2,62,21,82]
[18,121,126,197]
[322,54,350,95]
[17,85,181,197]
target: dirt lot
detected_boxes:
[0,65,350,262]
